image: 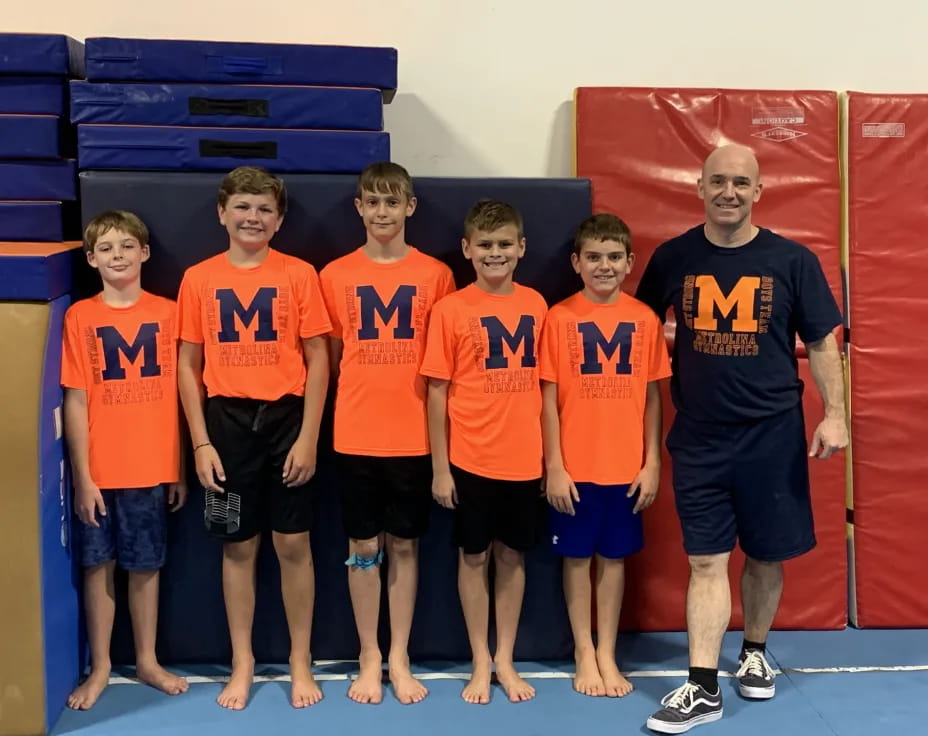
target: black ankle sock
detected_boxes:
[741,639,766,658]
[688,667,718,693]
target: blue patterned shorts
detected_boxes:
[78,485,167,570]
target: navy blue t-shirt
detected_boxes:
[635,225,842,423]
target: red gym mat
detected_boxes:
[847,92,928,627]
[577,87,846,630]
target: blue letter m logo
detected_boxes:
[96,323,161,380]
[577,321,636,375]
[216,287,278,343]
[356,285,416,340]
[480,315,537,369]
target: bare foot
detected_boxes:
[461,657,492,704]
[137,661,189,696]
[597,650,633,697]
[67,667,110,710]
[217,660,253,710]
[496,661,535,703]
[290,658,323,708]
[388,654,428,704]
[573,648,605,696]
[348,650,383,704]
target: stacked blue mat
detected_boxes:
[72,37,397,173]
[0,33,82,241]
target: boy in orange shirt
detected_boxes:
[422,199,547,705]
[62,210,189,710]
[540,214,670,698]
[320,162,455,706]
[176,167,330,711]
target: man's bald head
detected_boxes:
[698,144,763,240]
[702,144,760,181]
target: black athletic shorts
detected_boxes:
[450,464,546,555]
[204,394,316,542]
[335,452,432,540]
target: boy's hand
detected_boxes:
[168,482,188,512]
[545,467,580,515]
[629,462,660,513]
[74,476,106,528]
[283,434,316,487]
[194,444,226,493]
[432,471,457,509]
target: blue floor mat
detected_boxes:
[50,630,928,736]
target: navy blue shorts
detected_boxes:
[78,485,167,570]
[549,482,643,559]
[667,403,815,562]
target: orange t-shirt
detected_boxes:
[61,292,180,489]
[539,291,671,485]
[320,247,455,456]
[177,249,331,400]
[420,283,547,480]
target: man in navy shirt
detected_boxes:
[637,144,847,734]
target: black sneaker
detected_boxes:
[736,649,775,699]
[646,681,723,733]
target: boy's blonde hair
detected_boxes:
[83,210,150,255]
[356,161,414,201]
[217,166,287,215]
[573,213,632,255]
[463,199,524,240]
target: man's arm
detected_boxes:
[806,332,848,459]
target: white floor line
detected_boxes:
[107,663,928,686]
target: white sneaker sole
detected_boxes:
[739,683,775,699]
[646,709,723,734]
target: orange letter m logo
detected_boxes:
[694,276,760,332]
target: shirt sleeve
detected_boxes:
[538,308,559,383]
[438,265,457,299]
[795,248,843,344]
[419,299,454,380]
[297,263,333,339]
[177,270,204,344]
[60,308,87,390]
[318,266,344,339]
[646,312,673,381]
[634,248,670,321]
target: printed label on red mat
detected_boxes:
[751,126,807,142]
[862,122,905,138]
[752,106,805,125]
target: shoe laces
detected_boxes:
[737,650,773,679]
[662,681,701,709]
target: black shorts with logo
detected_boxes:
[451,464,546,555]
[204,394,315,542]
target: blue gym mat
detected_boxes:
[70,82,384,130]
[0,160,76,200]
[0,202,69,241]
[77,124,390,173]
[0,77,67,115]
[84,38,397,99]
[0,115,61,159]
[0,33,83,76]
